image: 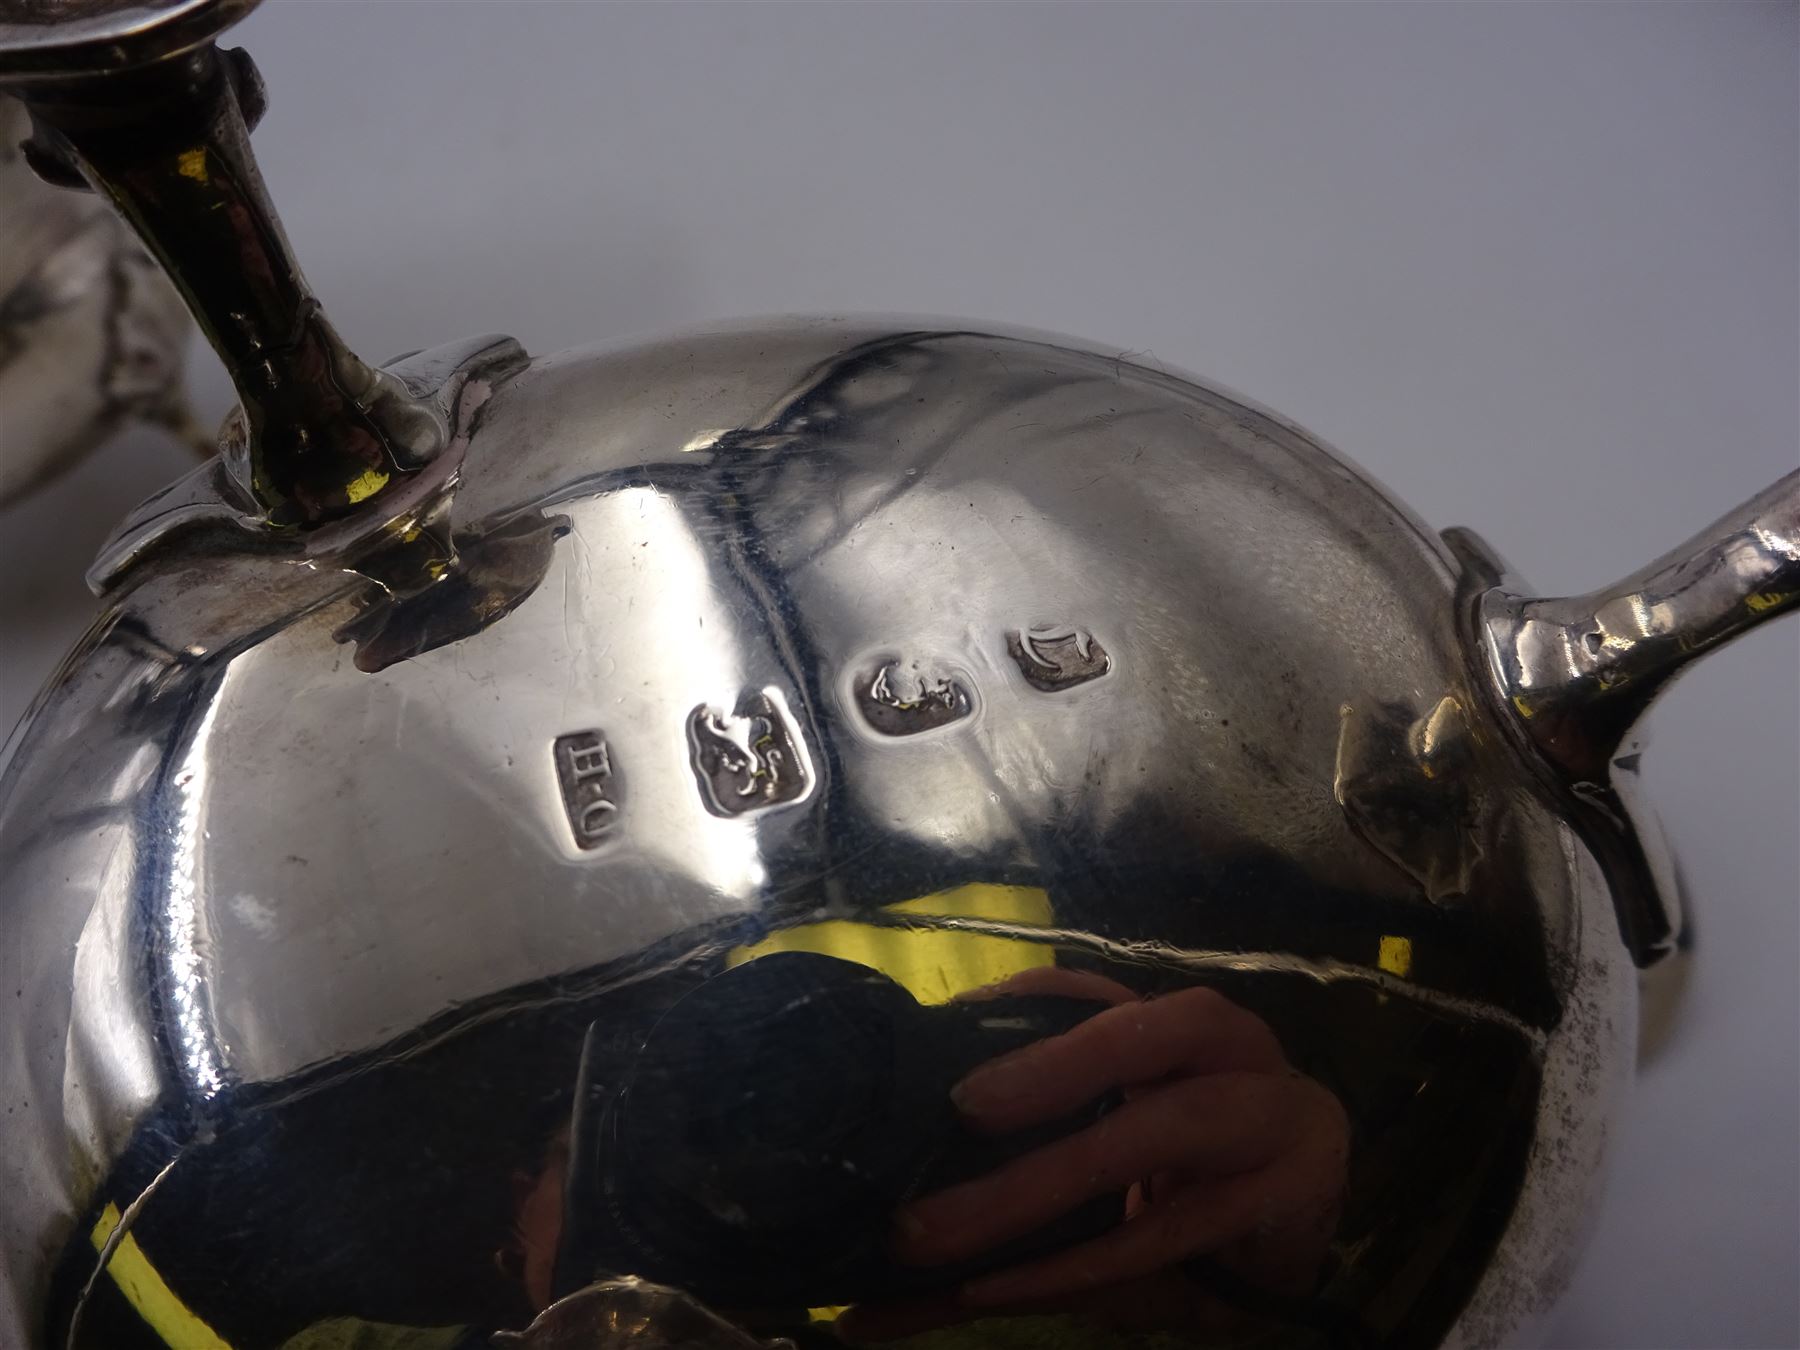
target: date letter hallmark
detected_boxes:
[555,731,621,849]
[1006,624,1112,691]
[687,688,814,818]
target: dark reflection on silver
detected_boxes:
[333,512,570,675]
[1334,696,1485,903]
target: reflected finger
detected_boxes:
[953,985,1289,1134]
[959,1093,1351,1307]
[897,1070,1294,1267]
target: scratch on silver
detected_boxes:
[64,1153,181,1350]
[855,908,1546,1047]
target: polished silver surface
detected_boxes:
[1,5,1796,1349]
[0,93,193,506]
[1482,469,1800,784]
[0,0,258,83]
[0,315,1685,1349]
[1472,471,1799,968]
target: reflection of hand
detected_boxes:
[505,1127,570,1312]
[840,970,1349,1342]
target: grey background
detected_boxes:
[1,1,1795,1345]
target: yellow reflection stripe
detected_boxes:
[90,1202,233,1350]
[728,883,1055,1005]
[344,468,391,505]
[1378,934,1414,979]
